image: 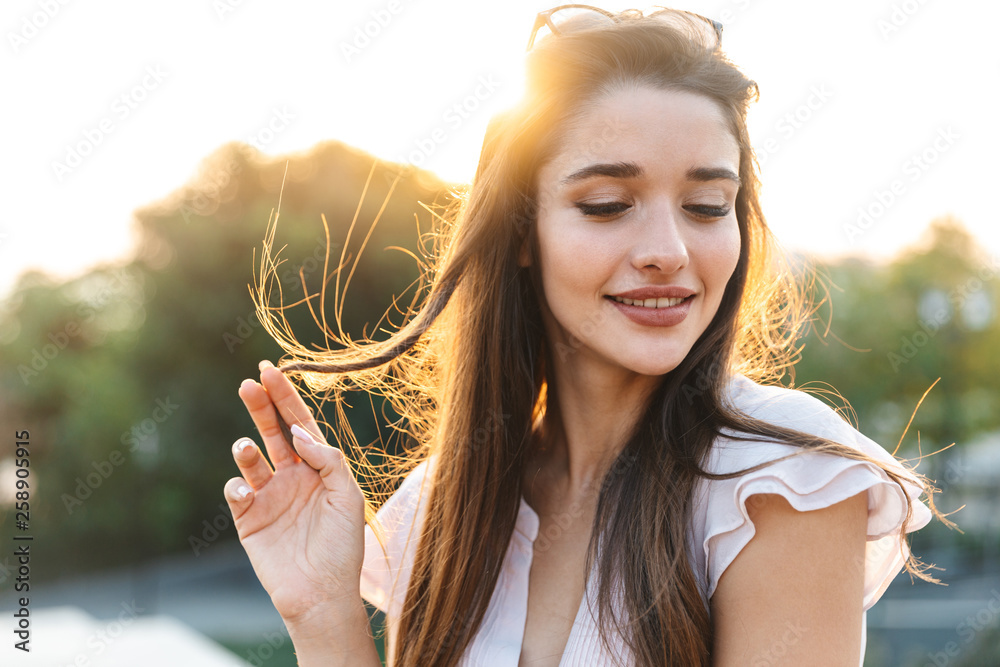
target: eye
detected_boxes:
[575,201,631,218]
[684,204,731,220]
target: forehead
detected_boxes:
[544,86,739,178]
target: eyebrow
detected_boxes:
[560,161,741,188]
[687,166,741,187]
[560,161,643,185]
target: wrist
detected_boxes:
[285,598,381,667]
[279,580,364,625]
[283,588,364,636]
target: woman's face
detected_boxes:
[528,85,742,378]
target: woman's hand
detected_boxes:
[223,360,367,627]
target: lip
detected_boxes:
[608,286,696,300]
[605,287,695,327]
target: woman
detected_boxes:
[223,6,945,666]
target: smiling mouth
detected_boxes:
[609,295,691,308]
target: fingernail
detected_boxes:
[290,423,317,444]
[236,438,255,453]
[237,485,252,499]
[259,360,274,371]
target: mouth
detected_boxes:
[604,292,695,327]
[607,295,693,309]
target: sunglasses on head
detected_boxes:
[526,4,723,51]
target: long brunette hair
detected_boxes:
[253,9,948,666]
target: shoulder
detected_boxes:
[709,488,868,665]
[367,457,435,542]
[719,373,857,444]
[709,374,905,477]
[359,457,436,615]
[686,374,933,610]
[376,457,434,517]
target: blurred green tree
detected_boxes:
[0,140,458,578]
[794,217,998,453]
[1,141,994,581]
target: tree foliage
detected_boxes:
[0,141,457,578]
[1,141,994,580]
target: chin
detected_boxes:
[641,335,700,368]
[617,350,690,377]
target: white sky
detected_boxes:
[2,0,996,299]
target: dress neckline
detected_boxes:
[512,494,599,667]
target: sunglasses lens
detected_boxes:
[532,7,616,48]
[646,9,722,47]
[529,6,722,51]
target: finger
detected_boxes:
[289,423,352,494]
[258,362,326,443]
[232,437,274,490]
[239,377,301,469]
[223,476,255,519]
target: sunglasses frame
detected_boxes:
[526,4,723,51]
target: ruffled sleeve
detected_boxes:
[359,458,433,616]
[690,376,933,611]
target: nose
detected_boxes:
[630,203,689,274]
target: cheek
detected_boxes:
[536,218,615,300]
[700,220,742,294]
[722,223,742,279]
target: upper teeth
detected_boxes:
[613,296,685,308]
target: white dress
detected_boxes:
[359,374,933,665]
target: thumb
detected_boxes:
[289,423,353,493]
[223,477,255,519]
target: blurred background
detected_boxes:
[1,0,997,665]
